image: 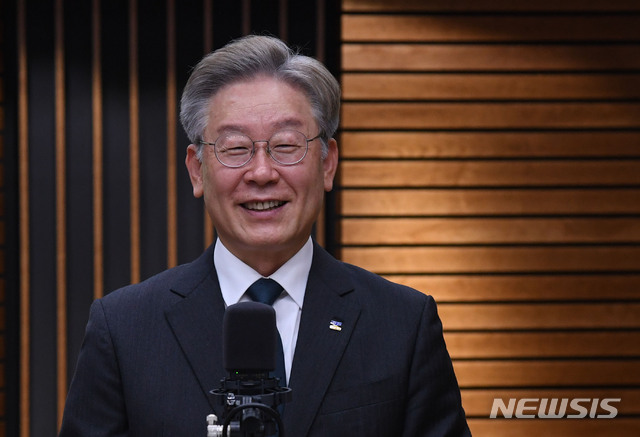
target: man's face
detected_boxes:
[186,76,338,274]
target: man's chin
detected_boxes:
[240,233,306,254]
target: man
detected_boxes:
[60,35,471,436]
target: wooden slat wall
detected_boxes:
[7,0,339,435]
[340,0,640,435]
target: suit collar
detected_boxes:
[215,236,314,310]
[167,244,217,298]
[284,243,362,436]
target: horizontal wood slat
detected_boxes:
[438,303,640,330]
[342,0,640,12]
[340,161,640,188]
[467,419,640,437]
[340,189,640,216]
[342,15,640,42]
[382,274,640,302]
[341,246,640,274]
[462,388,640,416]
[343,44,640,71]
[342,102,640,129]
[339,132,640,158]
[339,3,640,435]
[342,73,640,100]
[341,218,640,245]
[454,360,640,387]
[446,332,640,359]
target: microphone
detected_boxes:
[223,301,278,378]
[208,302,292,437]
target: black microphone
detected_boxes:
[208,302,292,437]
[223,301,277,378]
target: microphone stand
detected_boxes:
[207,372,292,437]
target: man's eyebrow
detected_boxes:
[215,124,246,134]
[272,118,305,130]
[215,119,306,135]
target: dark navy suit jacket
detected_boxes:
[59,242,471,436]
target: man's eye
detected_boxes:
[272,144,300,154]
[221,146,251,156]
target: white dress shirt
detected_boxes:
[214,237,313,383]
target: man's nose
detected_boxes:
[252,141,274,165]
[245,142,279,183]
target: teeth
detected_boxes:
[245,200,284,211]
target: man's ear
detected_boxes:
[185,144,204,198]
[323,138,339,192]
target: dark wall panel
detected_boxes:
[63,0,94,389]
[175,1,206,263]
[101,0,132,294]
[138,0,169,281]
[25,0,58,434]
[1,0,21,433]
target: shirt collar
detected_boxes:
[214,237,313,310]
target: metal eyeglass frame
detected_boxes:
[199,130,323,168]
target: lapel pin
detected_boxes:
[329,320,343,331]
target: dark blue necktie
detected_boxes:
[245,278,287,387]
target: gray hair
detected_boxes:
[180,35,340,159]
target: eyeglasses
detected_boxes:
[199,129,322,168]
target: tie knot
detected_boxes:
[246,278,283,306]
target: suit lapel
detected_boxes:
[164,246,227,412]
[162,243,361,433]
[284,245,361,436]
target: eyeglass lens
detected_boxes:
[215,130,309,167]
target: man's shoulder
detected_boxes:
[312,244,429,306]
[99,246,215,308]
[343,261,427,301]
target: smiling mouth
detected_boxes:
[243,200,287,211]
